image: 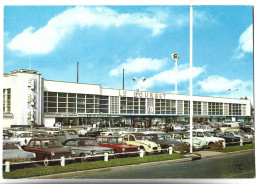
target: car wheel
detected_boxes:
[80,153,87,162]
[85,133,88,137]
[43,156,50,166]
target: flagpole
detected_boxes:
[189,5,193,153]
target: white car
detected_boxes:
[188,130,225,148]
[45,126,61,135]
[100,128,125,136]
[10,131,34,147]
[77,127,91,136]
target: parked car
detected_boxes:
[220,122,240,133]
[24,137,74,166]
[3,140,36,163]
[3,129,13,138]
[77,127,105,137]
[10,127,25,132]
[172,125,187,132]
[172,132,206,151]
[96,136,140,155]
[240,123,254,132]
[224,129,253,143]
[145,132,189,153]
[45,127,61,136]
[56,130,79,144]
[63,138,115,162]
[122,133,161,155]
[100,128,126,136]
[32,130,53,138]
[188,130,225,148]
[204,131,240,144]
[10,131,34,147]
[144,127,163,134]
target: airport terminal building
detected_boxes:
[2,69,252,128]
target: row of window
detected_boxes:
[43,91,247,116]
[3,89,11,113]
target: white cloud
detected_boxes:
[133,64,206,90]
[233,24,253,59]
[109,57,167,76]
[197,75,253,99]
[7,6,166,55]
[239,24,253,52]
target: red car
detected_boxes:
[96,136,140,156]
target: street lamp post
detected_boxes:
[171,53,179,94]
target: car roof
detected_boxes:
[13,131,33,134]
[3,140,20,144]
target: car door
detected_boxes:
[57,131,66,143]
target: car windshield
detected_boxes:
[3,143,19,150]
[135,135,148,140]
[203,132,212,137]
[42,140,62,148]
[78,139,98,146]
[109,137,125,144]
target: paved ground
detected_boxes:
[28,149,254,179]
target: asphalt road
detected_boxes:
[72,151,255,179]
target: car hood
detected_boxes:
[3,150,35,159]
[136,140,158,147]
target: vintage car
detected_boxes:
[96,136,140,155]
[3,129,13,138]
[188,130,226,148]
[77,127,105,137]
[145,127,163,133]
[63,138,115,161]
[45,126,61,135]
[172,132,206,151]
[126,128,147,133]
[10,127,25,132]
[24,137,74,166]
[32,130,54,138]
[10,131,34,147]
[56,130,79,144]
[145,132,189,153]
[100,128,126,136]
[122,133,161,155]
[204,131,241,144]
[172,124,187,132]
[224,129,253,143]
[240,123,254,132]
[194,125,216,132]
[3,140,36,163]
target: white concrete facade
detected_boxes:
[2,69,252,128]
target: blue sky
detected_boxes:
[3,5,253,100]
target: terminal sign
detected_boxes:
[119,89,166,99]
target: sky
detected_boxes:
[3,5,254,100]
